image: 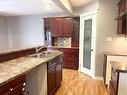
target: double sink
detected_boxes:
[28,51,58,58]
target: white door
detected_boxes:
[79,13,96,78]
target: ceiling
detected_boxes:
[0,0,63,16]
[69,0,95,8]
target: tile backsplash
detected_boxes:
[54,37,71,47]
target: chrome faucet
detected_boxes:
[35,46,44,54]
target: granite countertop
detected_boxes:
[0,50,63,86]
[111,61,127,73]
[104,52,127,56]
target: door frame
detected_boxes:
[79,12,97,79]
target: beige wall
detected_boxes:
[7,15,45,49]
[96,0,127,76]
[74,1,98,16]
[0,16,9,51]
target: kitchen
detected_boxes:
[0,0,127,95]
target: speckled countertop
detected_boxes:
[104,52,127,56]
[0,50,63,86]
[111,61,127,73]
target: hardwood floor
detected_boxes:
[55,69,110,95]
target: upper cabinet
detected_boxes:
[60,18,73,36]
[71,17,80,47]
[50,18,61,36]
[44,17,80,47]
[49,18,73,37]
[116,0,126,35]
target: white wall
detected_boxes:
[96,0,127,76]
[0,16,9,51]
[74,1,99,16]
[7,15,44,49]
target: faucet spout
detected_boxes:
[36,46,44,54]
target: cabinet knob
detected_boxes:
[22,88,25,91]
[23,82,26,86]
[10,88,14,91]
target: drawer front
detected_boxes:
[48,55,62,69]
[0,75,26,94]
[60,49,79,55]
[111,68,118,91]
[110,82,116,95]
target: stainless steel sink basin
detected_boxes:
[28,51,54,58]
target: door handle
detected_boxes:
[91,49,93,51]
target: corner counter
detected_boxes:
[110,61,127,95]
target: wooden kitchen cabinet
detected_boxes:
[47,55,62,95]
[71,17,80,47]
[117,0,126,35]
[0,75,26,95]
[103,54,127,87]
[50,18,61,36]
[60,48,79,70]
[49,18,73,37]
[60,18,73,36]
[109,62,127,95]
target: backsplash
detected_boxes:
[54,37,71,47]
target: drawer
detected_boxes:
[48,56,62,69]
[110,82,116,95]
[60,49,79,55]
[111,68,118,91]
[0,75,26,94]
[112,67,118,77]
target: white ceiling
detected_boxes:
[0,0,64,16]
[69,0,95,8]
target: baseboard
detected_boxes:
[95,76,104,81]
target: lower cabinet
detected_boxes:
[110,67,127,95]
[60,48,79,70]
[110,68,118,95]
[0,75,26,95]
[47,55,62,95]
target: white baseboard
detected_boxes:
[95,77,104,81]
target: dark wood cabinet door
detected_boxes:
[72,17,80,47]
[55,61,62,89]
[60,48,79,70]
[48,65,55,95]
[117,0,126,35]
[61,18,73,36]
[47,56,62,95]
[50,19,60,36]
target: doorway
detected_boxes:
[79,13,96,78]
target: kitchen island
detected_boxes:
[0,47,63,95]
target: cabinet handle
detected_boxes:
[9,88,14,91]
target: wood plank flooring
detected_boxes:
[55,69,110,95]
